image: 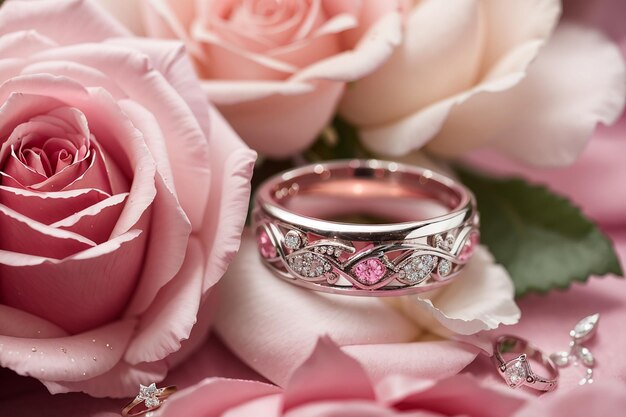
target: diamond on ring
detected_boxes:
[122,383,178,417]
[284,230,302,249]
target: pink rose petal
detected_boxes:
[164,334,266,388]
[0,318,137,382]
[115,100,193,318]
[284,337,376,409]
[0,204,96,258]
[378,374,525,417]
[42,358,169,398]
[107,38,211,140]
[58,91,156,239]
[96,0,146,36]
[0,305,67,338]
[122,171,191,316]
[343,341,479,384]
[21,59,127,100]
[200,105,256,292]
[157,336,495,417]
[0,230,145,333]
[159,379,281,417]
[141,0,197,48]
[201,79,314,104]
[49,193,128,243]
[0,0,130,43]
[0,30,57,59]
[0,95,76,176]
[124,237,203,364]
[290,12,402,83]
[215,79,343,158]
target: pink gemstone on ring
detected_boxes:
[257,229,276,259]
[352,258,387,285]
[459,232,479,262]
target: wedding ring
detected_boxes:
[253,160,479,296]
[121,383,177,416]
[493,335,559,392]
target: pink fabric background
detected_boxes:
[466,233,626,390]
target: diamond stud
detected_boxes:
[438,259,452,277]
[504,356,529,388]
[285,230,303,250]
[122,383,178,416]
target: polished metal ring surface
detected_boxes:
[493,335,559,392]
[253,159,480,296]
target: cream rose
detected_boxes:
[340,0,626,166]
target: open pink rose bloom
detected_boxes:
[0,0,255,398]
[1,0,626,415]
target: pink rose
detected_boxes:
[213,234,519,386]
[159,337,526,417]
[97,0,403,158]
[340,0,626,167]
[0,0,255,398]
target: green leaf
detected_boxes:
[304,117,373,162]
[457,167,623,297]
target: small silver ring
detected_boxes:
[493,335,559,392]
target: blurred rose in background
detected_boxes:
[98,0,404,157]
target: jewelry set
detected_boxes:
[122,160,600,415]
